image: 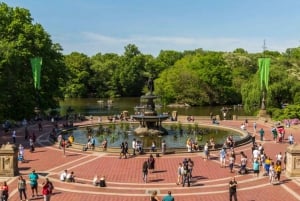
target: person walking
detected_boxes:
[142,160,148,183]
[12,129,16,144]
[17,176,27,201]
[148,154,155,173]
[288,134,294,145]
[29,169,39,198]
[220,148,226,168]
[150,190,160,201]
[42,178,51,201]
[275,161,282,183]
[253,122,257,133]
[29,137,35,152]
[182,165,190,187]
[229,153,235,173]
[229,177,238,201]
[176,163,183,185]
[119,142,127,159]
[162,191,174,201]
[259,128,264,141]
[253,159,260,177]
[0,181,9,201]
[61,139,66,156]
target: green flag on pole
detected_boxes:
[258,58,270,91]
[30,57,43,89]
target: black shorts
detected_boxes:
[254,170,259,174]
[31,184,38,189]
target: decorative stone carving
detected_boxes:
[0,142,19,177]
[286,143,300,177]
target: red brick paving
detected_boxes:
[1,117,300,201]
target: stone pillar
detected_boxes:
[286,144,300,177]
[0,143,19,177]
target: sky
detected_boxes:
[2,0,300,56]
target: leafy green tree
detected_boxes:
[223,51,257,103]
[89,53,121,97]
[192,52,235,105]
[156,50,183,69]
[116,44,146,96]
[0,3,67,120]
[241,76,261,112]
[156,51,237,106]
[64,52,91,97]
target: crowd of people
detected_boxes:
[1,113,297,201]
[2,169,54,201]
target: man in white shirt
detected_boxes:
[132,138,137,156]
[253,148,260,160]
[60,170,67,181]
[276,152,282,162]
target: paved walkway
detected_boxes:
[1,117,300,201]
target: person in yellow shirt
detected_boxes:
[68,135,74,144]
[274,161,282,182]
[264,157,271,176]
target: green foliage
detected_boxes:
[0,3,67,120]
[269,104,300,120]
[3,3,300,120]
[63,52,91,97]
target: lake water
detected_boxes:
[59,97,252,117]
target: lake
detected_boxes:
[59,97,252,118]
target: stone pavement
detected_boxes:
[1,117,300,201]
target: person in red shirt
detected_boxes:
[0,181,9,201]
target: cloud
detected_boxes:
[58,32,299,56]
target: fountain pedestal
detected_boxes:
[132,92,169,136]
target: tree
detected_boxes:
[116,44,146,96]
[156,50,183,68]
[0,3,67,120]
[89,53,121,97]
[64,52,91,97]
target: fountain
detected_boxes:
[131,77,169,136]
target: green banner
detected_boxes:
[258,58,270,91]
[30,57,43,89]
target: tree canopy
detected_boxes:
[2,2,300,121]
[0,3,67,120]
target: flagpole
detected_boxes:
[258,41,271,120]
